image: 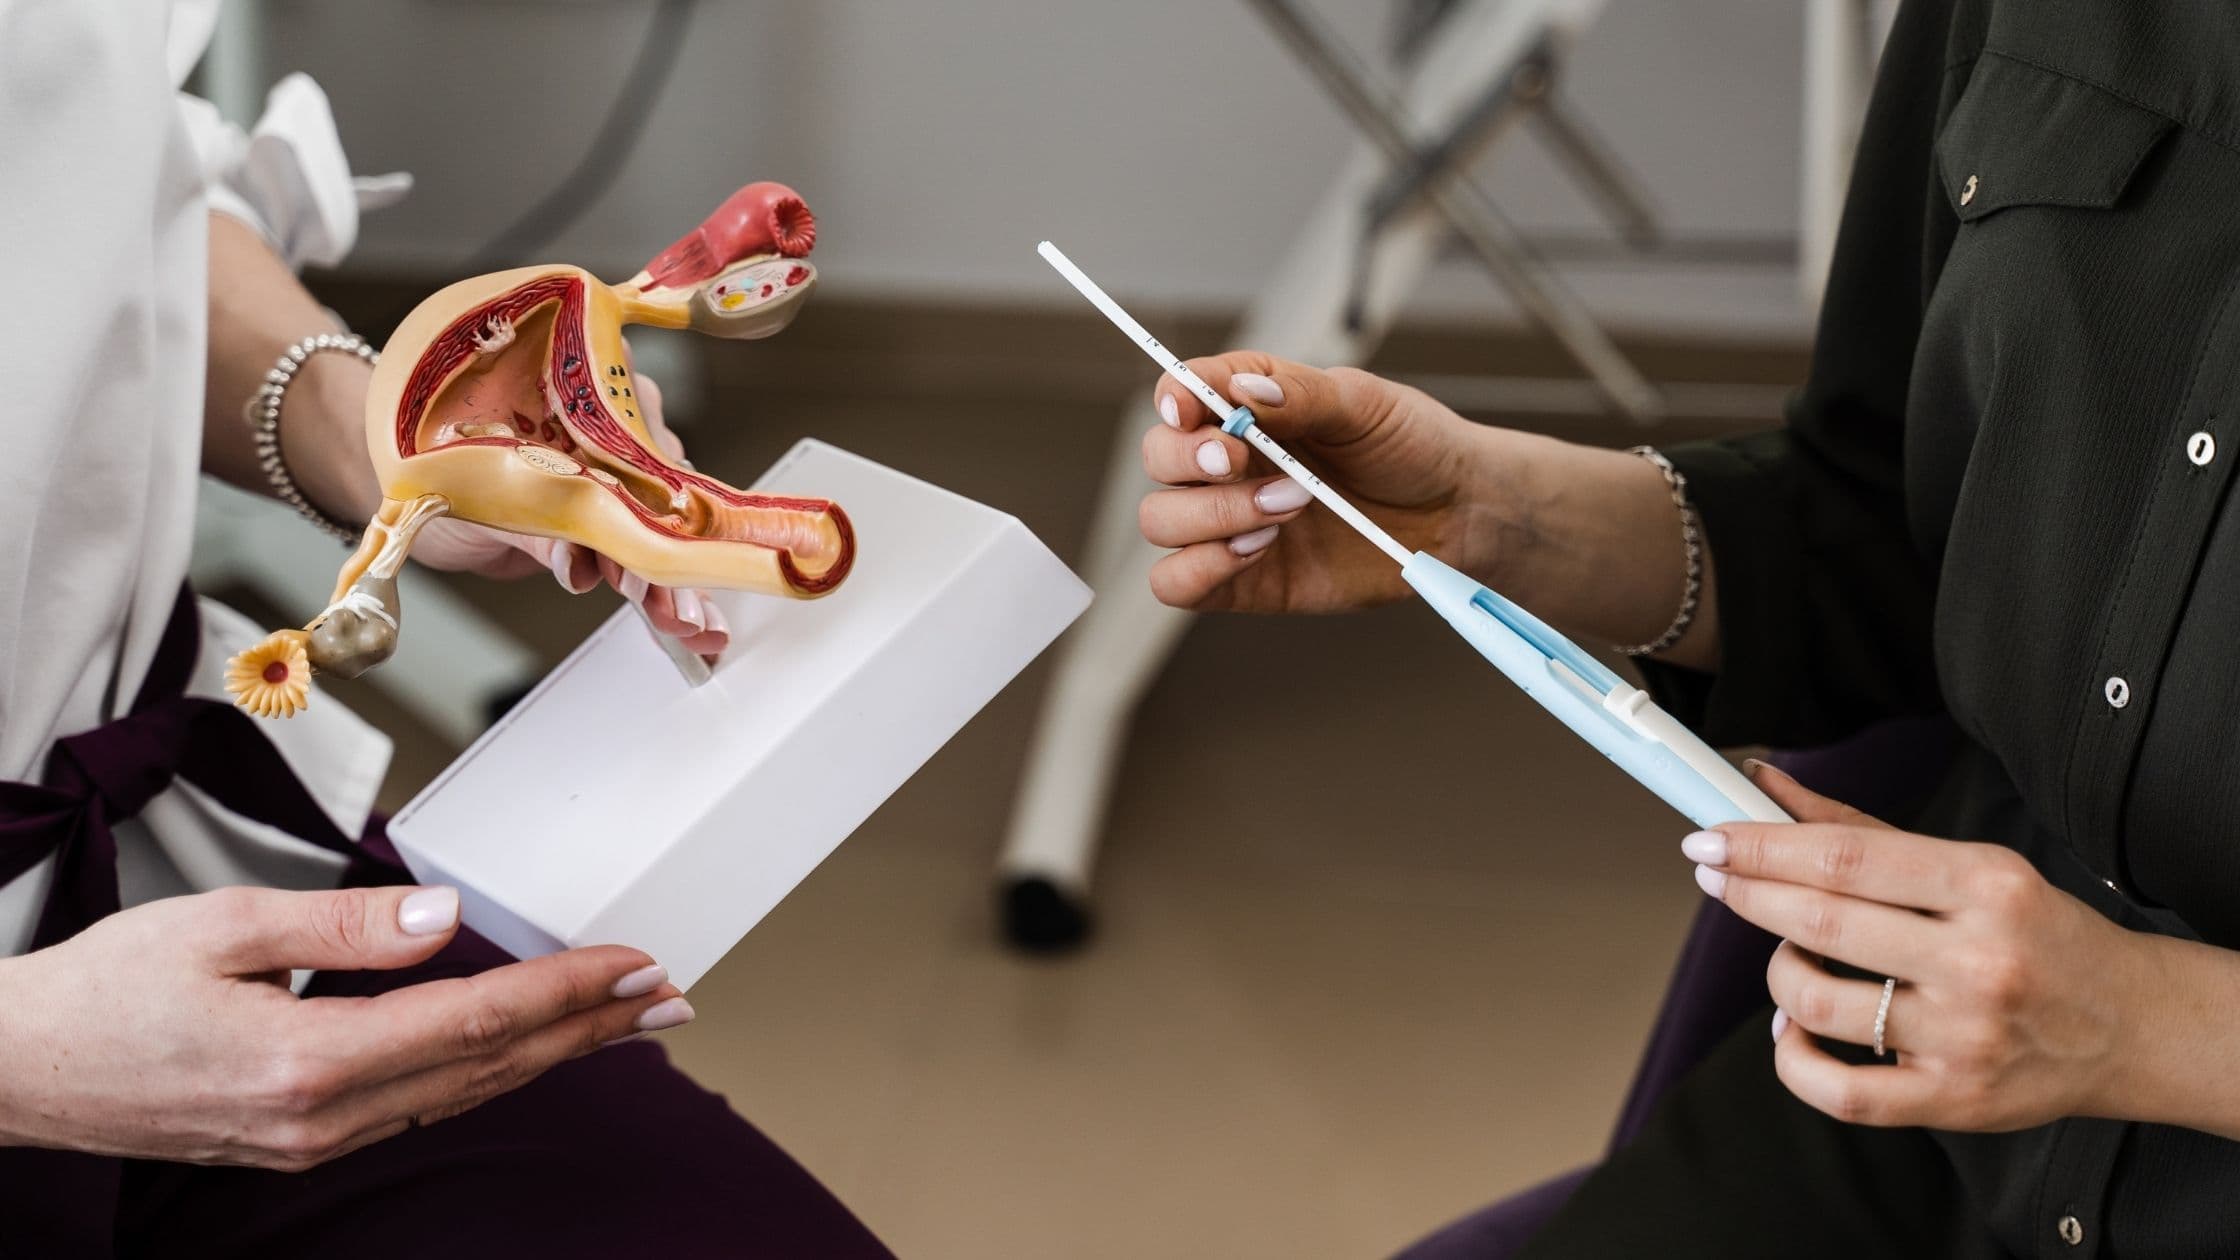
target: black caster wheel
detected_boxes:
[1000,876,1093,954]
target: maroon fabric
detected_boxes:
[0,589,892,1258]
[1391,1170,1591,1260]
[0,591,369,949]
[107,927,893,1260]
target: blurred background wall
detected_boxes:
[251,0,1809,337]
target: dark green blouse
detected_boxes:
[1640,1,2240,1255]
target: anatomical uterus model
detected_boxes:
[228,181,854,719]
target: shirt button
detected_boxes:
[2189,431,2217,466]
[1962,173,1979,205]
[2059,1214,2085,1246]
[2105,676,2131,708]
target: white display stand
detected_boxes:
[389,440,1091,989]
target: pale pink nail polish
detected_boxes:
[1229,525,1280,557]
[1255,478,1312,514]
[618,570,650,604]
[1196,441,1232,478]
[699,598,729,639]
[1694,864,1728,899]
[1681,830,1728,865]
[672,588,705,630]
[1231,372,1284,406]
[397,886,459,937]
[635,996,695,1032]
[552,547,597,595]
[601,1032,651,1049]
[1771,1007,1790,1041]
[1158,394,1180,427]
[612,963,668,999]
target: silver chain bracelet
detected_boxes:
[246,331,378,545]
[1616,445,1702,657]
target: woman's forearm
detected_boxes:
[203,213,383,524]
[1476,426,1721,673]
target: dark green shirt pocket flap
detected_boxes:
[1935,55,2175,222]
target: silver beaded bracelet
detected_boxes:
[246,331,377,545]
[1616,445,1702,658]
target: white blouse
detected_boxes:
[0,0,396,955]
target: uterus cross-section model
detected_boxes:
[227,181,855,719]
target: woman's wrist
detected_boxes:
[1474,432,1719,668]
[280,351,384,527]
[2096,931,2240,1138]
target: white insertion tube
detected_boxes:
[1039,241,1412,567]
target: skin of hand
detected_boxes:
[0,884,692,1170]
[1137,353,1517,614]
[204,214,726,656]
[1690,761,2240,1139]
[1136,351,1721,670]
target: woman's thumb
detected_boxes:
[210,885,460,976]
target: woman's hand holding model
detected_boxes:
[0,884,687,1169]
[205,215,729,657]
[1141,352,2240,1142]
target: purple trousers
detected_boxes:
[0,590,892,1258]
[99,927,886,1259]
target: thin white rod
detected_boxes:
[1039,239,1413,568]
[1235,426,1411,566]
[1038,241,1233,417]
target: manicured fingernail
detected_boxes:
[1231,372,1284,406]
[635,996,695,1032]
[601,1032,650,1048]
[1681,830,1727,865]
[1744,758,1792,784]
[551,547,597,595]
[397,886,459,936]
[672,588,705,631]
[611,963,668,999]
[1255,478,1312,514]
[1229,525,1280,557]
[618,570,650,604]
[699,599,729,639]
[1771,1007,1790,1041]
[1158,394,1180,427]
[1694,864,1727,899]
[1195,441,1232,478]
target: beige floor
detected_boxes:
[324,294,1791,1259]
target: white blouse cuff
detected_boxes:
[175,73,412,272]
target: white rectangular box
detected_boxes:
[388,440,1091,988]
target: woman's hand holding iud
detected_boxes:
[1135,352,1516,614]
[1689,762,2240,1137]
[1134,350,1723,668]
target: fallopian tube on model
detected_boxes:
[228,181,855,718]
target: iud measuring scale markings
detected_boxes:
[1039,240,1789,829]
